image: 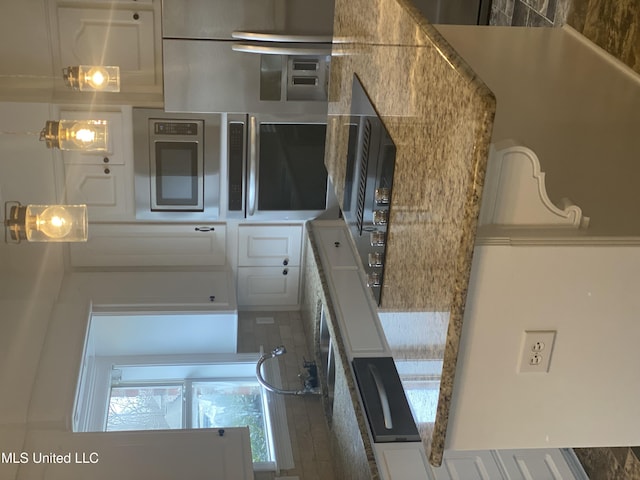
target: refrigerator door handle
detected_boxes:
[232,43,331,56]
[232,31,333,43]
[247,115,258,217]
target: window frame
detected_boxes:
[74,352,293,471]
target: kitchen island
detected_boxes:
[313,0,496,471]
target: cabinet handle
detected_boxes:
[133,12,139,20]
[283,258,289,266]
[194,226,214,232]
[103,168,110,174]
[103,157,109,163]
[282,268,288,275]
[334,241,340,247]
[209,295,215,302]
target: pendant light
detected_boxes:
[63,65,120,92]
[4,202,88,243]
[40,119,108,152]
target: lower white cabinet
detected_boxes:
[70,223,226,267]
[236,223,304,307]
[238,224,303,267]
[375,446,586,480]
[237,266,300,306]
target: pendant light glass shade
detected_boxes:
[40,119,108,152]
[4,202,88,243]
[63,65,120,92]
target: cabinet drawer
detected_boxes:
[315,226,358,269]
[237,266,300,306]
[70,223,226,267]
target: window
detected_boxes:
[75,353,293,470]
[104,376,272,463]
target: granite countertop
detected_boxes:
[324,0,496,467]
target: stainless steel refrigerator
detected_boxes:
[162,0,335,114]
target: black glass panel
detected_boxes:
[258,124,328,211]
[155,142,199,206]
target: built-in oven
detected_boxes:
[133,109,222,221]
[226,113,339,220]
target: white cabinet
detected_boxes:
[70,223,227,267]
[62,270,235,310]
[312,222,389,357]
[237,265,301,306]
[238,224,302,267]
[59,108,134,221]
[314,226,358,269]
[374,444,431,480]
[50,1,162,96]
[20,427,254,480]
[237,224,303,307]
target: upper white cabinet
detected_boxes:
[237,224,303,307]
[48,0,162,103]
[58,107,134,221]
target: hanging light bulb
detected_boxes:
[63,65,120,92]
[4,202,88,243]
[40,119,108,152]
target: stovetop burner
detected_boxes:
[342,75,396,305]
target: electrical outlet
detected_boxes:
[518,330,556,373]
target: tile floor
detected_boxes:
[237,310,335,480]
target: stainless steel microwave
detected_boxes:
[133,109,222,221]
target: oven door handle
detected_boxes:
[232,43,331,56]
[247,115,258,217]
[369,364,393,429]
[232,31,332,44]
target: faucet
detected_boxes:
[256,345,322,396]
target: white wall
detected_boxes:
[0,0,54,102]
[446,244,640,450]
[0,100,65,478]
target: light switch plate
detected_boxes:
[518,330,556,373]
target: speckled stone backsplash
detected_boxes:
[490,0,640,75]
[490,0,572,25]
[567,0,640,74]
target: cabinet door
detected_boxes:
[24,427,253,480]
[69,223,227,267]
[237,266,300,306]
[238,225,302,267]
[374,444,431,480]
[65,164,132,220]
[55,5,160,90]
